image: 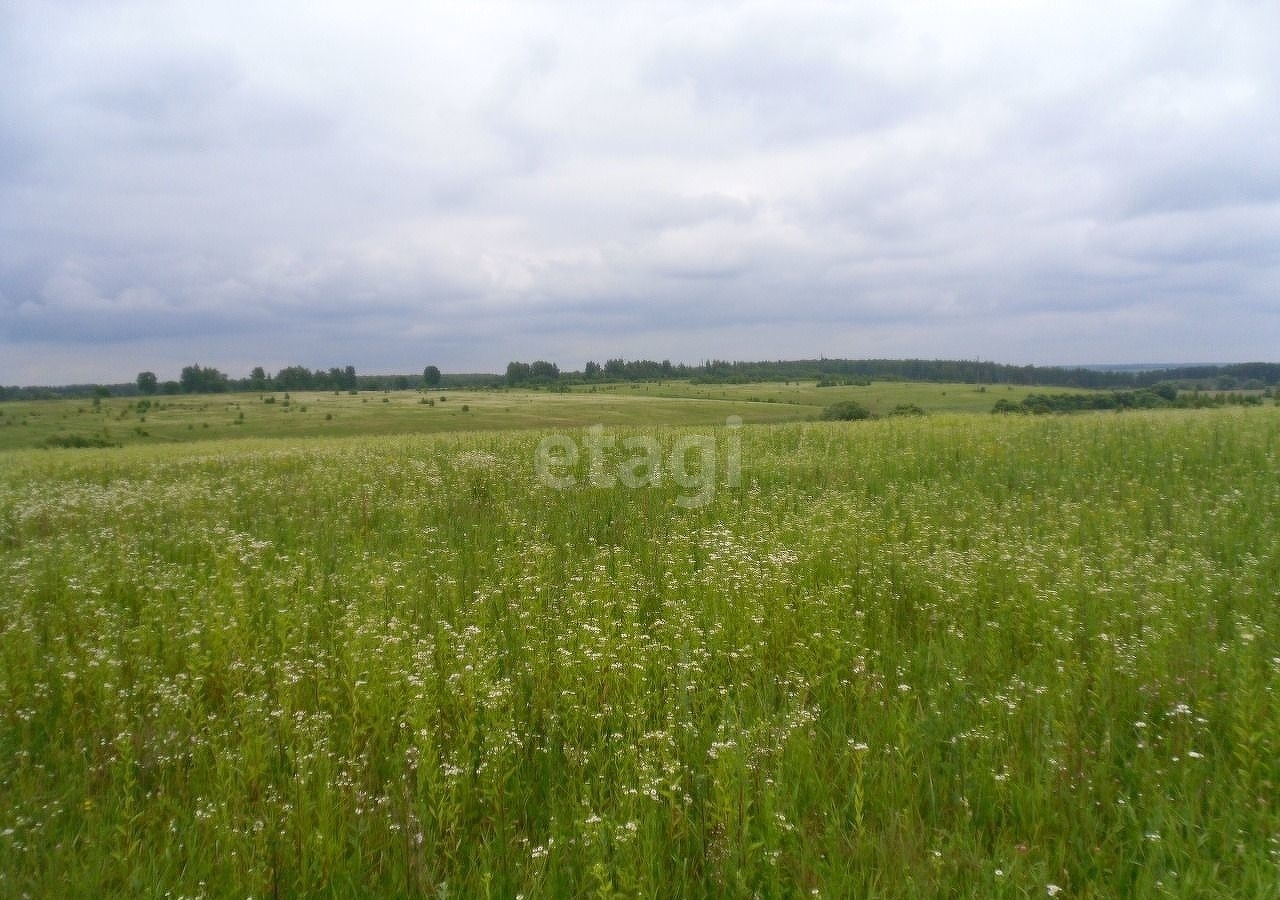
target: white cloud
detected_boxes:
[1,0,1278,383]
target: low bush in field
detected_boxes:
[887,403,926,417]
[40,433,117,448]
[820,399,873,420]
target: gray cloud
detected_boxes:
[2,0,1278,385]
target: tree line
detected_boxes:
[5,357,1280,400]
[680,358,1280,389]
[126,364,456,396]
[502,357,1280,389]
[993,387,1271,415]
[505,358,685,385]
[128,364,364,395]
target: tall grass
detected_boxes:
[2,409,1278,898]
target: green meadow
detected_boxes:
[1,393,1278,898]
[0,380,1042,452]
[587,378,1033,415]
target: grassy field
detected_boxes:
[585,378,1038,415]
[0,380,1046,452]
[2,400,1279,898]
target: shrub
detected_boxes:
[41,434,117,448]
[820,400,873,421]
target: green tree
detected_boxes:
[136,371,158,395]
[179,364,228,394]
[506,361,532,385]
[530,360,560,380]
[273,366,314,391]
[423,365,442,388]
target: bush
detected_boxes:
[888,403,925,417]
[820,400,873,421]
[995,389,1179,415]
[41,434,118,448]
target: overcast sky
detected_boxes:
[2,1,1277,384]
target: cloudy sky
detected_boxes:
[2,1,1277,384]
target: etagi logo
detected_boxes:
[535,417,742,509]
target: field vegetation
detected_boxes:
[0,381,1057,453]
[1,395,1278,898]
